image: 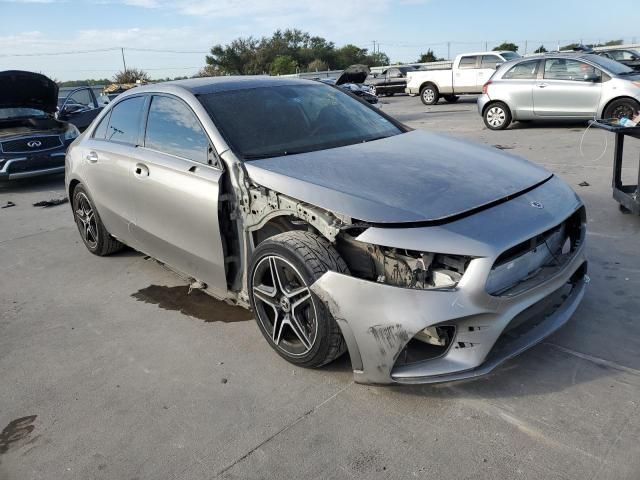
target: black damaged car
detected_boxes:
[0,70,79,180]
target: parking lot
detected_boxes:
[1,94,640,479]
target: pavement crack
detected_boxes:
[544,343,640,377]
[213,382,352,478]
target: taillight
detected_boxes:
[482,80,492,94]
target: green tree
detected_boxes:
[559,43,579,51]
[270,55,298,75]
[417,49,443,62]
[113,68,150,84]
[534,45,548,54]
[493,42,519,52]
[308,59,328,71]
[206,37,262,75]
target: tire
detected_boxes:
[420,84,439,105]
[72,184,124,256]
[603,98,640,121]
[483,101,512,130]
[249,231,349,368]
[444,95,459,103]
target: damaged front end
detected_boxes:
[308,177,588,385]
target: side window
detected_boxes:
[503,60,540,79]
[480,55,501,69]
[92,111,111,140]
[64,88,94,110]
[144,96,209,164]
[459,56,478,69]
[388,68,401,78]
[106,96,145,144]
[544,59,601,82]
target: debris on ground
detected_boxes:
[493,144,514,150]
[33,197,69,208]
[578,181,590,187]
[221,378,228,384]
[1,201,16,209]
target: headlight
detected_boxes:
[63,124,80,141]
[336,234,472,290]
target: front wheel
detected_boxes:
[420,84,439,105]
[603,98,640,121]
[249,231,349,368]
[483,102,512,130]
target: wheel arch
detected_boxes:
[419,81,439,94]
[482,99,512,117]
[600,96,640,119]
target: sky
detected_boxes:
[0,0,639,81]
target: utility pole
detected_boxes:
[121,47,127,72]
[484,41,488,51]
[447,41,451,60]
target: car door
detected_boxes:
[477,55,503,90]
[78,95,145,244]
[131,94,228,296]
[58,87,104,131]
[386,68,405,94]
[533,58,603,117]
[498,59,540,118]
[454,55,479,92]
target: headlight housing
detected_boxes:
[336,234,472,290]
[63,124,80,141]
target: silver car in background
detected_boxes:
[66,77,588,384]
[478,53,640,130]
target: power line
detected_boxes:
[0,47,208,58]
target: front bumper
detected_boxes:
[310,176,588,385]
[0,147,66,180]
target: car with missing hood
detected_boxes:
[1,70,80,180]
[65,76,588,385]
[319,65,378,105]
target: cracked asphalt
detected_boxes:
[1,94,640,479]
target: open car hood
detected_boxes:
[0,70,58,113]
[244,130,553,224]
[335,64,370,85]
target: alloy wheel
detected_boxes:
[486,106,506,128]
[611,104,636,120]
[74,192,98,249]
[252,255,318,356]
[422,88,435,103]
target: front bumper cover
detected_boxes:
[310,176,588,385]
[0,148,66,180]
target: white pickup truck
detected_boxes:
[405,51,520,105]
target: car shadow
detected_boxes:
[509,120,590,130]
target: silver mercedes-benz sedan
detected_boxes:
[478,53,640,130]
[66,76,588,384]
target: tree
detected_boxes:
[206,37,262,75]
[270,55,298,75]
[417,49,443,63]
[308,59,328,71]
[113,68,150,84]
[534,45,548,54]
[493,42,519,52]
[559,43,579,51]
[193,65,222,78]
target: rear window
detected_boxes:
[459,56,478,69]
[480,55,502,69]
[106,96,145,144]
[503,60,540,79]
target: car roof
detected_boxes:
[131,75,314,96]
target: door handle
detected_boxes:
[86,151,98,163]
[134,163,149,177]
[537,83,548,88]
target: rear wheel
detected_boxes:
[444,95,459,103]
[483,102,512,130]
[72,184,124,256]
[420,84,439,105]
[249,231,349,368]
[603,98,640,121]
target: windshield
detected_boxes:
[200,83,403,160]
[500,52,521,60]
[588,55,635,75]
[0,107,48,120]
